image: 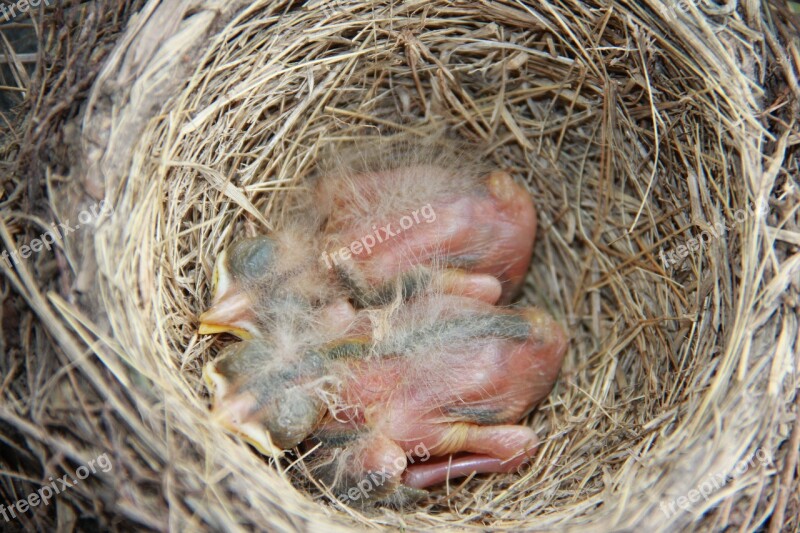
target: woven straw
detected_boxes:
[1,0,798,531]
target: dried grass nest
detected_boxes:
[2,0,800,531]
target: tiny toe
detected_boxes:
[403,453,532,489]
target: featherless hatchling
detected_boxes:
[315,142,537,306]
[198,138,566,505]
[198,140,538,338]
[203,292,567,504]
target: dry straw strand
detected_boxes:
[1,0,798,531]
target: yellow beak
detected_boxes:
[203,361,284,457]
[198,291,255,339]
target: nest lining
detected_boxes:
[2,0,798,531]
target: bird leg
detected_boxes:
[403,424,539,489]
[439,270,503,304]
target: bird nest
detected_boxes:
[2,0,799,531]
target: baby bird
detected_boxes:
[199,139,536,337]
[198,137,561,505]
[315,140,537,306]
[203,293,567,504]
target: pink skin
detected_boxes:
[403,453,532,489]
[318,298,359,334]
[439,271,503,304]
[322,170,537,304]
[322,296,566,489]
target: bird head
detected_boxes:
[199,236,276,338]
[203,339,328,456]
